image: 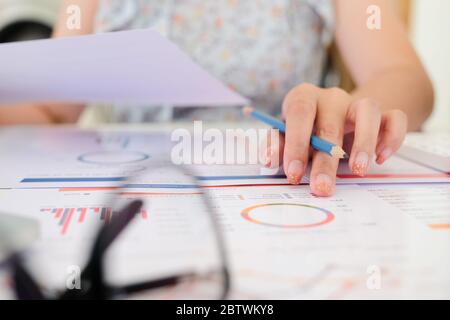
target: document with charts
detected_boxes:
[367,184,450,230]
[0,184,448,299]
[0,128,448,189]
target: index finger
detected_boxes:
[282,84,319,185]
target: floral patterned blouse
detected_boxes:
[94,0,335,122]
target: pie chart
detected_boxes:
[241,203,334,229]
[78,150,150,165]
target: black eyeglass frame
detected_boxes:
[3,165,231,300]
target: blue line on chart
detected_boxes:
[21,175,288,183]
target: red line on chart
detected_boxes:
[337,173,450,179]
[61,208,75,235]
[327,279,360,300]
[119,192,203,196]
[78,208,87,223]
[55,208,63,219]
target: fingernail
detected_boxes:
[287,160,304,184]
[352,152,369,177]
[314,174,333,196]
[379,148,393,163]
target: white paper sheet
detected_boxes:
[0,128,448,189]
[0,184,448,299]
[0,29,248,107]
[368,184,450,230]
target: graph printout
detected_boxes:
[0,128,448,189]
[368,184,450,230]
[1,184,448,299]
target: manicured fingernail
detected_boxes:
[287,160,304,184]
[379,148,393,163]
[352,152,369,176]
[314,174,333,196]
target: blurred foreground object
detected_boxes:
[0,0,62,43]
[0,213,39,261]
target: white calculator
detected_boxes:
[398,133,450,172]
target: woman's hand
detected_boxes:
[263,83,408,197]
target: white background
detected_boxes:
[410,0,450,132]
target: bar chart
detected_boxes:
[40,206,149,235]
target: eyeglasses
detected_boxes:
[3,165,230,300]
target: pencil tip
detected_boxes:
[242,106,254,117]
[331,146,348,159]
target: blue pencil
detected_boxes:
[243,107,348,159]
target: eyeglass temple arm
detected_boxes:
[60,200,144,300]
[110,272,196,297]
[93,200,144,255]
[10,255,46,300]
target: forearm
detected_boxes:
[335,0,434,132]
[0,103,84,125]
[351,65,434,131]
[0,105,54,125]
